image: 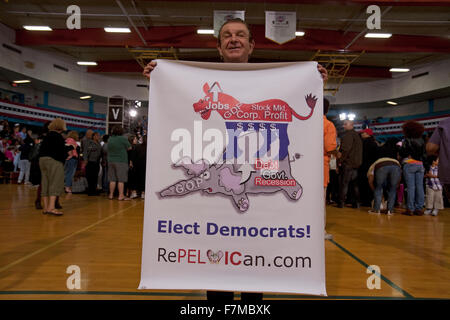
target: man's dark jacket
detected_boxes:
[339,129,363,169]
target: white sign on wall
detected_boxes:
[265,11,297,45]
[139,60,326,296]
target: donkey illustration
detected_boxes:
[192,82,317,161]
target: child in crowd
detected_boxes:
[13,142,21,172]
[5,146,14,162]
[71,169,88,194]
[2,146,15,171]
[0,136,9,153]
[424,157,444,216]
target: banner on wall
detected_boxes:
[139,60,326,295]
[265,11,297,45]
[214,10,245,38]
[107,96,124,133]
[0,99,106,132]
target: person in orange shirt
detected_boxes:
[323,98,337,240]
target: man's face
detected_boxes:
[343,120,353,131]
[217,22,255,63]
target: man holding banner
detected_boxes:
[144,19,328,80]
[141,18,328,300]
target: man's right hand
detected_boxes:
[143,61,157,79]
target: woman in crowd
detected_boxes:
[13,124,22,142]
[34,121,51,210]
[127,134,138,199]
[39,118,72,216]
[0,120,10,137]
[399,121,427,216]
[29,134,42,189]
[133,134,147,199]
[367,138,402,215]
[107,125,131,201]
[85,131,102,196]
[17,129,34,184]
[101,134,109,193]
[64,130,80,193]
[358,128,379,207]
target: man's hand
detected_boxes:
[143,61,157,79]
[368,175,375,191]
[317,64,328,82]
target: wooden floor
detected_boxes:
[0,183,449,300]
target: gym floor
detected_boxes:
[0,184,448,300]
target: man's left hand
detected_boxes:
[317,64,328,82]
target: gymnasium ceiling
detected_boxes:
[0,0,449,84]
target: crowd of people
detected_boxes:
[324,116,450,217]
[0,118,148,215]
[1,111,448,220]
[0,20,447,218]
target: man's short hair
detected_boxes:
[344,120,354,128]
[85,129,94,139]
[111,125,124,136]
[217,18,253,46]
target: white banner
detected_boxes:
[214,10,246,38]
[265,11,297,45]
[139,60,326,296]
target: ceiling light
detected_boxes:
[387,101,398,105]
[13,80,31,84]
[389,68,410,72]
[339,113,347,121]
[295,31,305,37]
[129,109,137,117]
[80,96,92,100]
[23,26,52,31]
[197,29,214,34]
[348,113,356,121]
[104,27,131,33]
[77,61,98,66]
[365,33,392,38]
